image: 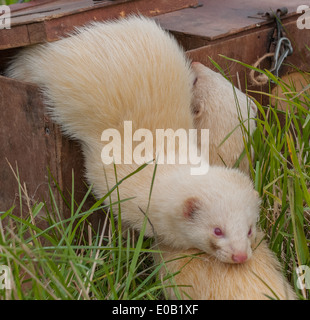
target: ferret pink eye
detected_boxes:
[214,228,223,236]
[248,227,252,236]
[193,77,198,85]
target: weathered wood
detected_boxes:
[9,0,55,13]
[0,76,58,212]
[0,0,198,50]
[0,76,97,223]
[156,0,305,46]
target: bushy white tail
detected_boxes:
[6,16,194,145]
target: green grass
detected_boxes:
[214,57,310,299]
[1,0,31,5]
[0,161,177,300]
[251,70,310,299]
[0,64,309,300]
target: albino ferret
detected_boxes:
[6,16,260,264]
[191,62,257,173]
[155,64,296,299]
[156,232,297,300]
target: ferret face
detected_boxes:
[181,170,260,264]
[202,201,258,264]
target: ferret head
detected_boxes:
[190,61,257,175]
[158,166,261,264]
[190,61,257,123]
[185,168,260,264]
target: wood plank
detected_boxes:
[156,0,306,44]
[0,0,198,50]
[9,0,56,13]
[10,0,197,25]
[0,25,30,50]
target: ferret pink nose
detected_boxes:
[232,253,248,263]
[191,61,201,66]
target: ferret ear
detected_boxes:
[253,190,260,199]
[253,190,262,206]
[191,102,203,118]
[183,197,201,219]
[249,98,257,114]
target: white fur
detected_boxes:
[6,16,260,263]
[156,232,297,300]
[191,62,257,173]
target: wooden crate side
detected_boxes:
[0,76,98,223]
[0,76,58,213]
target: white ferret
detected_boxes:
[155,63,296,299]
[6,16,260,264]
[191,62,257,173]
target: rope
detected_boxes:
[250,52,274,86]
